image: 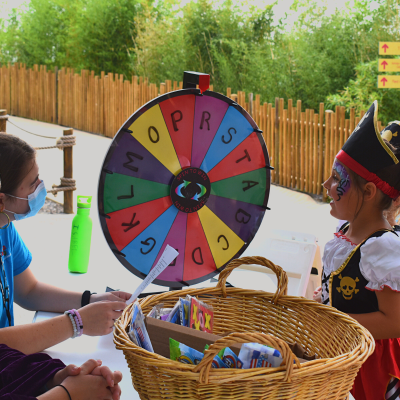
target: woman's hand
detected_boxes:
[90,291,131,303]
[79,301,128,336]
[313,286,322,303]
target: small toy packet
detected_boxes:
[147,303,164,319]
[189,297,214,333]
[170,338,204,365]
[218,347,243,369]
[203,345,228,368]
[180,297,191,327]
[239,343,282,369]
[129,301,154,352]
[166,300,181,324]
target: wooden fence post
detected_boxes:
[0,110,7,132]
[63,128,74,214]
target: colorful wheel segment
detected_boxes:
[98,89,271,287]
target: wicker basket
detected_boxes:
[114,256,375,400]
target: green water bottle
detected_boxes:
[68,195,93,273]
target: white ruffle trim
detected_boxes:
[366,281,400,292]
[322,233,355,276]
[360,233,400,290]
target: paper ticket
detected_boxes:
[126,245,179,304]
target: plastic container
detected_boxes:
[68,195,93,273]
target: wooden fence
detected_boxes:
[0,63,384,200]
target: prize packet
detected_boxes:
[147,303,164,319]
[218,347,243,369]
[128,301,154,352]
[189,297,214,333]
[239,343,282,369]
[203,345,228,368]
[170,338,204,365]
[180,297,191,327]
[166,300,181,324]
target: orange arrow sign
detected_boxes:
[379,42,400,55]
[378,75,400,88]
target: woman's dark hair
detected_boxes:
[0,133,36,196]
[348,139,400,216]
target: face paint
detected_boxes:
[333,160,351,201]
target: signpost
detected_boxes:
[378,42,400,90]
[378,59,400,72]
[379,42,400,55]
[378,75,400,89]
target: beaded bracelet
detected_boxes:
[64,311,79,338]
[69,309,83,337]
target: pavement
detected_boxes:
[5,115,338,325]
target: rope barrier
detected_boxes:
[47,177,76,196]
[5,116,77,199]
[7,118,60,139]
[35,135,76,150]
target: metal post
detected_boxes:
[63,128,74,214]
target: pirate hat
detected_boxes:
[381,121,400,148]
[336,101,400,199]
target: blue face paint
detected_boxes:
[333,160,351,201]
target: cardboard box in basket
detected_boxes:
[144,316,316,363]
[145,316,242,358]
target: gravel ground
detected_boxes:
[39,198,65,214]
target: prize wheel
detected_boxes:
[98,76,271,288]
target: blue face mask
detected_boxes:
[5,180,47,220]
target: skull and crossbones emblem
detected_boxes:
[336,274,359,300]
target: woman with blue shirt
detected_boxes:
[0,133,131,355]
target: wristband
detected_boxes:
[64,310,79,338]
[69,309,83,336]
[81,290,91,307]
[56,384,72,400]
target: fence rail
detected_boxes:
[0,63,383,201]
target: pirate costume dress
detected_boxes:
[321,104,400,400]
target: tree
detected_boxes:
[68,0,142,77]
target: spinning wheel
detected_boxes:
[98,76,271,287]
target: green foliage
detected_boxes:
[326,60,400,125]
[2,0,400,121]
[68,0,142,77]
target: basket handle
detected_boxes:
[216,256,288,303]
[193,332,300,384]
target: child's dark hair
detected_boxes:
[0,133,36,196]
[349,139,400,216]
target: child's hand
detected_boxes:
[313,286,322,303]
[48,360,122,400]
[91,362,122,400]
[46,364,81,390]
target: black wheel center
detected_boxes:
[170,167,211,213]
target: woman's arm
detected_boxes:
[349,286,400,339]
[14,268,82,312]
[0,315,74,354]
[14,268,132,312]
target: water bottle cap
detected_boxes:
[77,195,92,209]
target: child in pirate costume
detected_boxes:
[321,101,400,400]
[381,121,400,231]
